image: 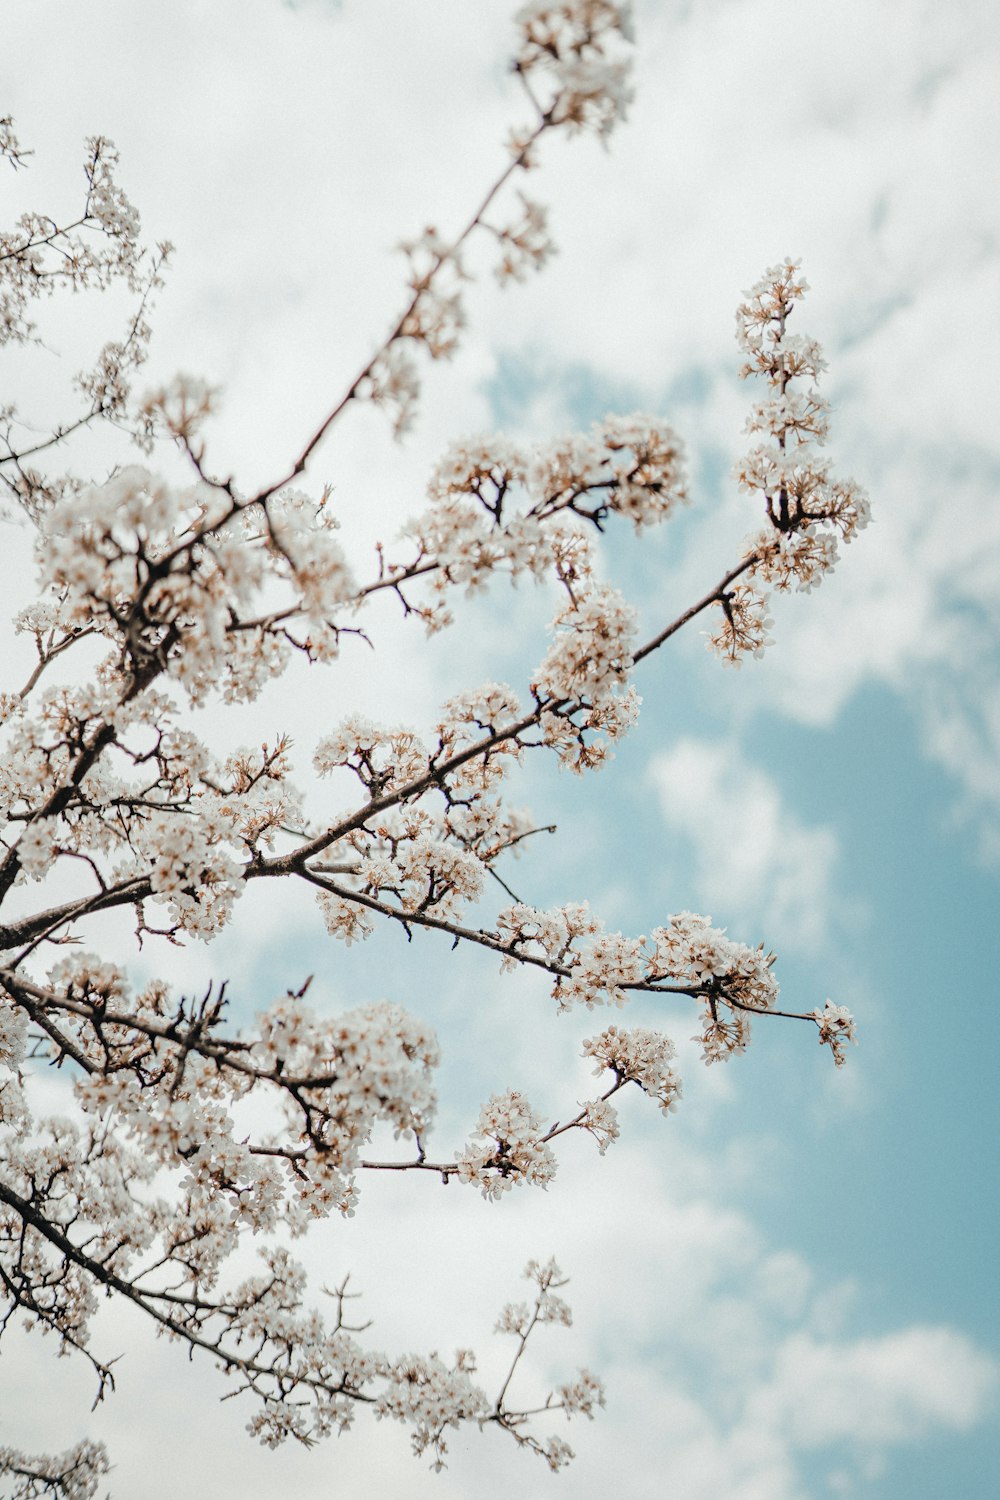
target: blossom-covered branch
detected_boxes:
[0,126,172,522]
[0,1,865,1485]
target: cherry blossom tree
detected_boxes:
[0,4,868,1494]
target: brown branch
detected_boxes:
[0,1177,376,1410]
[249,118,550,506]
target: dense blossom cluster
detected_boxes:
[707,259,871,665]
[0,6,867,1492]
[406,412,687,610]
[513,1,635,138]
[582,1025,682,1114]
[0,1440,109,1500]
[32,471,358,704]
[456,1090,557,1198]
[0,963,618,1475]
[492,903,782,1066]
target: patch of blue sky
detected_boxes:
[475,345,1000,1494]
[485,344,717,437]
[167,324,997,1500]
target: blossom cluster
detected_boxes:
[582,1025,682,1114]
[513,1,635,139]
[490,1258,605,1468]
[456,1090,557,1199]
[1,961,605,1469]
[33,472,358,705]
[390,416,685,765]
[376,1353,488,1470]
[0,131,170,523]
[812,999,859,1067]
[399,226,469,362]
[45,959,442,1234]
[0,136,144,350]
[0,1439,110,1500]
[492,903,785,1065]
[491,192,555,283]
[708,259,871,664]
[0,680,308,942]
[311,699,526,934]
[0,115,29,171]
[403,414,687,628]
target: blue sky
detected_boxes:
[2,1,999,1496]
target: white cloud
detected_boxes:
[462,0,1000,845]
[649,738,844,951]
[2,2,997,1496]
[3,1142,995,1500]
[747,1326,1000,1448]
[7,0,998,853]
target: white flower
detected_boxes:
[583,1025,682,1114]
[456,1090,556,1198]
[812,999,858,1067]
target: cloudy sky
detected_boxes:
[3,1,999,1496]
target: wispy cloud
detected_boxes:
[649,738,844,951]
[7,1142,993,1500]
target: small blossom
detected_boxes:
[706,582,774,666]
[141,373,219,440]
[813,999,858,1067]
[366,344,420,437]
[493,194,556,284]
